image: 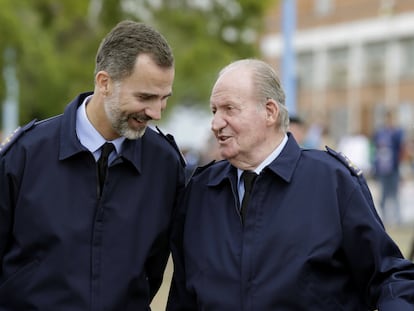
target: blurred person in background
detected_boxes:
[167,59,414,310]
[372,110,405,225]
[288,115,307,146]
[181,147,200,181]
[0,20,185,310]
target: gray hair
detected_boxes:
[219,59,289,132]
[95,20,174,81]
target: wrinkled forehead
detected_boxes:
[211,67,253,102]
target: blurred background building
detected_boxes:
[261,0,414,144]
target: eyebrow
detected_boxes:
[163,92,173,98]
[134,91,172,99]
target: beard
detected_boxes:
[103,85,149,140]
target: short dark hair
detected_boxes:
[95,20,174,81]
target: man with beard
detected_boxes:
[0,20,185,310]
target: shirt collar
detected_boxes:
[76,95,125,160]
[237,134,288,180]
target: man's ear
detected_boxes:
[265,98,279,125]
[95,71,111,96]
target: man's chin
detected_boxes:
[122,127,146,140]
[219,148,235,161]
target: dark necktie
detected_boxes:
[97,142,114,195]
[241,171,257,224]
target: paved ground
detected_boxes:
[151,257,173,311]
[150,178,414,310]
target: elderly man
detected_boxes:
[168,59,414,310]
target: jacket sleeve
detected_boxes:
[0,155,13,268]
[341,175,414,310]
[378,299,414,310]
[0,121,36,266]
[145,229,170,301]
[166,180,198,311]
[146,161,187,302]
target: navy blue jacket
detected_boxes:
[0,93,185,310]
[168,135,414,310]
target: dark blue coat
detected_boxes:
[0,93,185,310]
[168,135,414,310]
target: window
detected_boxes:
[399,37,414,78]
[296,52,314,90]
[364,42,386,84]
[328,47,348,88]
[314,0,334,16]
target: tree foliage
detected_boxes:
[0,0,274,127]
[0,0,98,123]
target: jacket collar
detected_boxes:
[266,133,302,183]
[207,133,302,187]
[58,92,142,173]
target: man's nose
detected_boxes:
[145,100,164,121]
[211,112,226,131]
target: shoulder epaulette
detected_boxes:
[155,126,187,167]
[325,146,363,176]
[0,119,37,155]
[34,114,61,125]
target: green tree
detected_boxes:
[0,0,98,123]
[138,0,274,112]
[0,0,274,127]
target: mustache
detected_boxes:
[128,113,152,122]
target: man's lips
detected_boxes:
[132,116,144,123]
[129,116,147,128]
[129,113,151,122]
[217,135,231,142]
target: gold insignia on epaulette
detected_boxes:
[0,126,21,153]
[338,151,363,176]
